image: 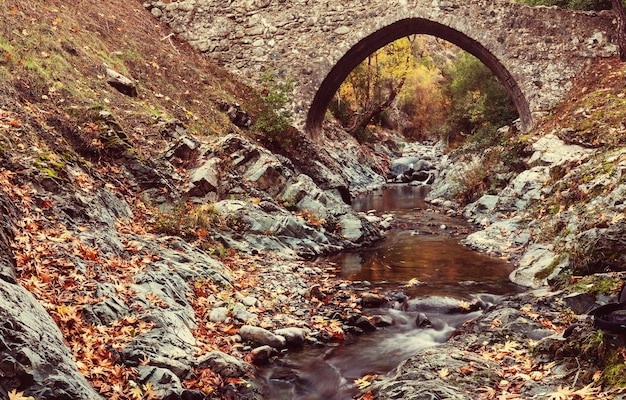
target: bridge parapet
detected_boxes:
[147,0,617,132]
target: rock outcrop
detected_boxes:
[0,186,103,399]
[427,131,626,288]
[181,133,384,258]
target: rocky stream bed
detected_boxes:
[1,117,626,400]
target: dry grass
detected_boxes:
[540,57,626,148]
[0,0,253,161]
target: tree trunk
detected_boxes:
[613,0,626,61]
[347,79,403,137]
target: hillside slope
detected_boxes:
[0,1,386,399]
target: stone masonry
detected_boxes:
[145,0,618,133]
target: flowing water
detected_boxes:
[260,184,521,399]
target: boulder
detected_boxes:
[463,194,500,225]
[105,66,137,97]
[274,327,307,347]
[231,303,259,324]
[361,292,387,308]
[249,345,275,365]
[338,213,365,242]
[352,316,377,332]
[369,346,500,399]
[166,135,200,162]
[372,314,394,327]
[390,156,420,176]
[122,328,195,378]
[238,325,287,349]
[196,351,253,378]
[137,366,183,398]
[0,280,103,400]
[462,218,530,255]
[243,158,289,197]
[573,222,626,274]
[188,157,222,197]
[563,292,597,315]
[83,285,130,325]
[217,101,252,129]
[209,306,229,323]
[509,244,563,288]
[212,199,349,257]
[528,133,592,167]
[416,312,433,328]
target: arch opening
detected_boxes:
[306,18,531,135]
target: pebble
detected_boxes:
[242,296,258,307]
[372,314,394,327]
[232,304,259,323]
[274,327,307,347]
[250,345,275,365]
[209,307,229,323]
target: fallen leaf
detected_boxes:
[8,389,35,400]
[354,374,378,390]
[129,386,143,400]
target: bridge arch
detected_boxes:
[306,18,531,135]
[147,0,617,135]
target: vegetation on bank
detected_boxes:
[324,13,626,394]
[0,0,254,158]
[327,35,528,207]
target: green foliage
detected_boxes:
[331,37,517,145]
[563,274,622,296]
[450,131,529,205]
[278,196,298,211]
[450,159,492,204]
[401,59,448,141]
[34,152,67,181]
[153,202,221,240]
[328,97,353,128]
[439,52,518,146]
[253,72,294,146]
[534,255,563,281]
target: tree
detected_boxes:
[402,62,448,140]
[335,36,418,141]
[439,52,518,146]
[614,0,626,60]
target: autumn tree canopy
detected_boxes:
[329,36,518,146]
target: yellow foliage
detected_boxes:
[8,389,35,400]
[335,35,450,138]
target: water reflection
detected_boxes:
[333,184,518,298]
[333,230,518,298]
[261,184,521,399]
[352,184,429,213]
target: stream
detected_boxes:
[260,184,522,399]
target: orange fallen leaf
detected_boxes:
[8,389,35,400]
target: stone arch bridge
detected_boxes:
[147,0,618,133]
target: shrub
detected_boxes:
[253,72,294,147]
[153,202,222,240]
